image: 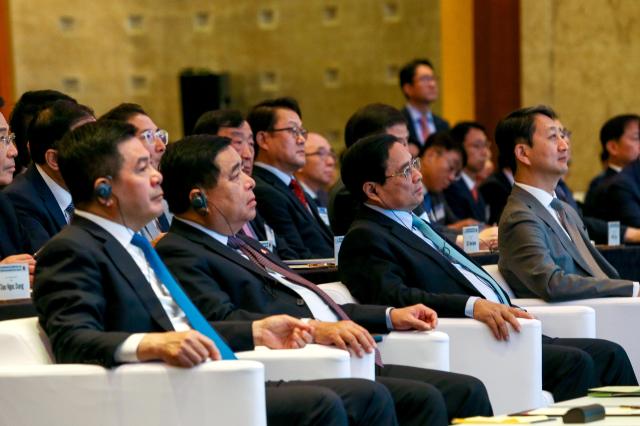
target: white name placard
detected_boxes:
[334,236,345,265]
[608,221,621,246]
[0,263,30,300]
[463,226,480,253]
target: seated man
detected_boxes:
[444,122,491,223]
[498,106,639,301]
[0,111,35,281]
[584,114,640,216]
[193,108,296,259]
[248,98,334,259]
[100,103,172,241]
[33,119,398,426]
[338,132,637,402]
[4,100,94,251]
[295,132,336,209]
[156,134,493,426]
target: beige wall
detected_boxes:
[521,0,640,192]
[9,0,442,149]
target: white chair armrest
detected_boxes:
[237,343,374,381]
[524,305,596,338]
[378,331,450,371]
[114,361,266,426]
[0,364,117,426]
[0,317,54,364]
[437,318,543,414]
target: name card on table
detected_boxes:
[334,236,345,265]
[608,221,621,246]
[0,263,30,300]
[463,226,480,253]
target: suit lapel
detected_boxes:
[29,165,67,229]
[511,186,593,273]
[76,217,174,331]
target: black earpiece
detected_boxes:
[95,176,112,200]
[191,191,208,212]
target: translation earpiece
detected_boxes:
[94,176,113,200]
[191,191,209,214]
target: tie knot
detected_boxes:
[227,235,244,250]
[131,232,150,250]
[550,198,564,212]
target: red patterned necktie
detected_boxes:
[419,115,430,144]
[289,178,309,208]
[227,235,383,366]
[471,185,479,202]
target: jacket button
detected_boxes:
[296,298,305,306]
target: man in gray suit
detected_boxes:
[498,105,638,301]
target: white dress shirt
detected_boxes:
[405,104,436,144]
[36,164,73,223]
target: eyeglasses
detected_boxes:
[306,149,336,161]
[139,129,169,146]
[0,133,16,149]
[560,129,572,140]
[385,157,421,180]
[270,126,308,140]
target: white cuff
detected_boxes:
[114,333,147,363]
[464,296,480,318]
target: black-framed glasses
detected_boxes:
[270,126,308,140]
[305,149,336,161]
[0,133,16,149]
[385,158,420,180]
[140,129,169,146]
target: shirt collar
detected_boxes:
[609,164,622,173]
[502,169,515,185]
[36,163,72,212]
[298,180,317,199]
[364,203,414,229]
[254,162,292,186]
[514,182,557,208]
[460,171,476,190]
[74,210,136,250]
[174,217,229,246]
[405,103,433,122]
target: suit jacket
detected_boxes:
[0,192,30,258]
[253,166,334,259]
[157,219,390,334]
[338,207,482,317]
[328,178,361,237]
[443,178,488,223]
[479,170,512,225]
[401,107,450,148]
[498,185,633,301]
[33,216,254,367]
[584,167,618,216]
[591,160,640,227]
[248,211,298,260]
[3,164,67,251]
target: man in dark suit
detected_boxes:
[34,120,398,426]
[329,103,411,236]
[0,111,35,281]
[584,114,640,216]
[444,122,491,223]
[3,100,94,251]
[338,132,637,402]
[156,134,493,426]
[193,108,297,259]
[248,98,334,259]
[398,59,450,157]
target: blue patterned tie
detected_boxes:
[411,215,510,305]
[131,233,237,359]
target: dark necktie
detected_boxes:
[227,235,383,365]
[156,213,170,233]
[289,178,309,209]
[65,202,75,223]
[549,199,608,279]
[131,233,237,359]
[411,215,510,305]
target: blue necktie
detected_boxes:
[411,215,510,305]
[131,233,237,360]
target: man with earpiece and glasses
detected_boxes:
[338,132,637,403]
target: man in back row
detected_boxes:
[337,131,637,402]
[33,119,401,426]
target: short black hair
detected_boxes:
[192,109,245,135]
[57,120,136,205]
[160,134,232,215]
[344,103,407,148]
[341,133,399,203]
[398,58,434,98]
[28,100,94,164]
[419,131,463,159]
[599,114,640,162]
[9,90,76,170]
[247,97,301,155]
[494,105,557,171]
[450,121,486,167]
[100,103,147,122]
